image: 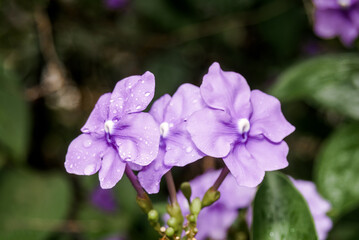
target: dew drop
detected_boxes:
[144,92,151,97]
[84,164,96,175]
[69,164,73,169]
[136,105,141,110]
[185,146,193,153]
[83,139,92,148]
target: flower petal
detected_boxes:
[187,108,237,158]
[164,123,205,167]
[109,71,155,119]
[246,138,289,171]
[99,147,126,189]
[149,94,171,123]
[249,90,295,142]
[138,149,171,194]
[113,112,160,166]
[164,83,205,123]
[196,207,238,240]
[65,134,107,175]
[201,62,251,118]
[314,9,342,39]
[223,144,265,188]
[313,0,342,8]
[81,93,111,135]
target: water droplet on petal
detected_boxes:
[136,105,141,110]
[84,164,96,175]
[83,139,92,148]
[185,146,193,153]
[144,92,151,97]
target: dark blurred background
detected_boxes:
[0,0,358,239]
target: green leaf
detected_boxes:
[270,54,359,119]
[0,169,72,240]
[252,172,317,240]
[315,124,359,218]
[0,64,30,162]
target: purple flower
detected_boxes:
[291,179,332,240]
[187,63,295,188]
[65,72,160,189]
[138,84,205,194]
[91,186,117,212]
[313,0,359,46]
[247,178,332,240]
[176,170,256,240]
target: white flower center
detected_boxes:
[237,118,250,134]
[338,0,350,7]
[160,122,170,138]
[104,120,115,134]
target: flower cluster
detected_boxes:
[179,171,332,240]
[313,0,359,46]
[65,62,294,191]
[65,62,295,238]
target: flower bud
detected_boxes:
[190,197,202,215]
[147,209,159,222]
[202,187,220,208]
[136,194,153,214]
[166,227,175,237]
[180,182,192,202]
[167,217,178,228]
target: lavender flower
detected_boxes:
[187,62,295,188]
[313,0,359,46]
[176,170,256,240]
[65,72,160,189]
[138,84,205,194]
[247,178,332,240]
[291,179,332,240]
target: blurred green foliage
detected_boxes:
[0,0,359,239]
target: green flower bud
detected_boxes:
[166,227,175,237]
[180,182,192,202]
[202,187,220,208]
[167,217,178,228]
[136,194,153,214]
[190,197,202,215]
[188,214,197,223]
[148,209,159,222]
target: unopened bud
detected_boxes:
[202,187,220,208]
[166,227,175,237]
[167,217,177,228]
[180,182,192,202]
[190,197,202,215]
[148,209,159,222]
[136,194,153,214]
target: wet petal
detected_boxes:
[223,144,265,188]
[187,108,237,158]
[114,112,160,166]
[149,94,171,123]
[81,93,111,135]
[164,123,205,167]
[246,138,289,171]
[65,134,107,175]
[99,147,126,189]
[109,71,155,119]
[249,90,295,142]
[200,62,251,118]
[164,83,205,123]
[138,149,171,194]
